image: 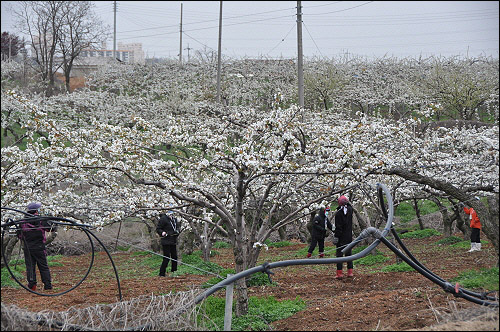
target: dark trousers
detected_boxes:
[159,244,178,275]
[470,228,481,243]
[24,248,51,287]
[308,237,325,254]
[336,245,353,270]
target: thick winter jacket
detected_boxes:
[463,207,481,229]
[334,204,353,245]
[311,209,333,239]
[156,214,181,245]
[17,218,56,251]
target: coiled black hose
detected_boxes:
[1,207,122,300]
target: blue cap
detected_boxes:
[27,202,42,211]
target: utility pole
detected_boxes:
[179,2,183,66]
[113,1,117,60]
[296,1,304,107]
[216,1,223,103]
[184,43,193,62]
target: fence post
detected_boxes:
[224,274,234,331]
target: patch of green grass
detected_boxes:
[450,240,489,250]
[356,254,390,266]
[135,251,224,277]
[436,236,463,245]
[198,295,306,331]
[399,229,441,239]
[47,254,64,267]
[267,240,293,248]
[395,200,439,224]
[450,267,499,291]
[202,267,273,289]
[1,266,25,288]
[213,241,231,249]
[381,261,415,272]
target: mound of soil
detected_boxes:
[1,234,498,331]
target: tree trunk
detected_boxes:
[385,168,499,257]
[1,236,19,268]
[232,243,249,316]
[413,198,425,230]
[429,197,452,237]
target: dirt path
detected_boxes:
[1,236,498,331]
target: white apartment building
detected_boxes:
[80,42,145,64]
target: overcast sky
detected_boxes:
[2,1,498,60]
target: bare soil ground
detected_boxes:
[1,234,498,331]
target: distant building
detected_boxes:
[79,42,145,64]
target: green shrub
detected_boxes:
[399,229,441,239]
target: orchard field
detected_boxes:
[1,53,499,329]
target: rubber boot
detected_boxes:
[29,284,36,291]
[347,268,353,277]
[468,242,476,252]
[319,252,324,258]
[334,270,343,279]
[475,242,482,251]
[307,252,312,258]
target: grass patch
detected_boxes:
[213,241,231,249]
[356,254,390,266]
[450,240,489,250]
[202,268,273,288]
[135,251,224,277]
[1,266,25,288]
[198,295,306,331]
[450,267,499,291]
[266,240,293,248]
[381,261,415,272]
[436,236,463,245]
[399,229,441,239]
[395,200,439,224]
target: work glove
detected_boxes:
[333,237,339,245]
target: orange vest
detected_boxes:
[463,207,481,229]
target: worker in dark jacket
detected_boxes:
[18,202,57,291]
[333,196,354,279]
[156,211,181,276]
[307,207,333,258]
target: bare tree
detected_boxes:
[11,1,108,95]
[57,1,109,93]
[13,1,68,96]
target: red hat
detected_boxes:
[338,196,348,206]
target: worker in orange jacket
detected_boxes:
[462,197,482,252]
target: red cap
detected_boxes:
[338,196,348,206]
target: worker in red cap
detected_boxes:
[333,195,354,279]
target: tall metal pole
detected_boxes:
[296,1,304,107]
[179,3,183,66]
[216,1,223,103]
[113,1,117,60]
